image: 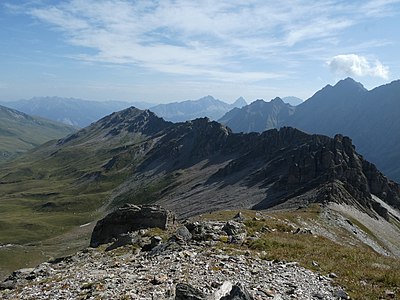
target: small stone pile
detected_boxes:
[0,205,349,299]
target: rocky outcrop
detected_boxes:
[90,204,171,247]
[175,281,254,300]
[0,218,348,300]
[175,283,206,300]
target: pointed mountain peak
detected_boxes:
[59,106,171,145]
[333,77,367,91]
[270,97,285,104]
[198,95,217,103]
[99,106,166,130]
[232,97,247,108]
[310,77,367,100]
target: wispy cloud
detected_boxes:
[9,0,400,82]
[328,54,389,79]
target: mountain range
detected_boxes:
[0,97,149,128]
[219,97,295,133]
[149,95,247,122]
[1,106,399,243]
[0,105,76,161]
[219,78,400,182]
[1,103,400,298]
[1,95,249,128]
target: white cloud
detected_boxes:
[328,54,389,79]
[361,0,400,17]
[11,0,398,82]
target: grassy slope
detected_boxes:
[0,123,161,278]
[0,146,124,244]
[0,146,122,279]
[0,106,76,160]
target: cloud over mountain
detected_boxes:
[328,54,389,79]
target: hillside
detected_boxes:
[150,95,247,122]
[0,105,76,161]
[219,78,400,182]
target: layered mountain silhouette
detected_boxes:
[2,95,248,128]
[218,97,295,133]
[2,106,399,220]
[0,97,151,128]
[0,104,76,161]
[282,96,303,106]
[149,95,247,122]
[219,78,400,182]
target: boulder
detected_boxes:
[175,283,206,300]
[222,221,244,236]
[105,232,140,251]
[172,226,192,244]
[219,283,254,300]
[90,204,170,247]
[142,236,163,251]
[222,221,247,243]
[0,280,15,290]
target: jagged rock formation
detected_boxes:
[219,78,400,182]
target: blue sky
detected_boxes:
[1,0,399,103]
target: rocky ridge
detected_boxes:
[218,78,400,182]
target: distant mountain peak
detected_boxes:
[58,107,171,146]
[197,95,217,103]
[333,77,367,91]
[270,97,284,104]
[98,107,169,134]
[232,97,247,108]
[282,96,303,106]
[150,95,239,123]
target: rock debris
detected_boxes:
[0,220,348,300]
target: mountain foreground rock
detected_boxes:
[0,206,350,300]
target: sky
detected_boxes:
[0,0,399,104]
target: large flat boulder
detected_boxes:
[90,204,170,247]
